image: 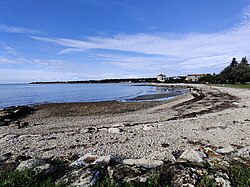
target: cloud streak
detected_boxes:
[0,24,42,34]
[29,13,250,75]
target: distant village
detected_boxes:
[156,73,207,83]
[30,74,206,84]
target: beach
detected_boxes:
[0,84,249,159]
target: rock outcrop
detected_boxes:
[0,145,249,187]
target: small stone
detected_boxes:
[123,158,163,168]
[81,127,97,133]
[108,127,123,134]
[16,158,45,171]
[179,148,206,163]
[215,146,234,154]
[112,123,125,128]
[142,125,153,131]
[3,118,11,122]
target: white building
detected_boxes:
[157,74,167,82]
[185,74,206,82]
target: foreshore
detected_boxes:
[0,84,249,158]
[0,84,249,186]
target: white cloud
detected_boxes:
[2,44,16,55]
[29,15,250,74]
[0,24,42,34]
[0,56,25,64]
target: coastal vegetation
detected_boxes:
[0,159,249,187]
[199,57,250,84]
[30,78,157,84]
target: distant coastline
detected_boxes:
[30,78,157,84]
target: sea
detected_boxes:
[0,83,181,108]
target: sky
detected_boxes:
[1,0,250,83]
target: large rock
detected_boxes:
[56,168,100,187]
[179,148,206,163]
[215,146,234,154]
[123,158,163,168]
[144,150,176,162]
[16,158,45,171]
[69,153,99,167]
[93,155,122,165]
[236,146,250,159]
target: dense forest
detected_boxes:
[199,57,250,84]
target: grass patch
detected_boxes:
[0,169,66,187]
[197,175,217,187]
[228,161,250,187]
[211,84,250,89]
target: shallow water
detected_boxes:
[0,83,183,108]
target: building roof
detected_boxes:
[187,74,207,76]
[157,74,166,76]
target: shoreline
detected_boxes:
[0,83,188,109]
[0,84,250,186]
[0,84,249,158]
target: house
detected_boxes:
[157,74,167,82]
[185,74,207,82]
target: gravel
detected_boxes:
[0,84,249,160]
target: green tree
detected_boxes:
[234,57,250,84]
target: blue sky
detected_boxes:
[1,0,250,83]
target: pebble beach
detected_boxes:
[0,84,249,159]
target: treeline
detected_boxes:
[30,78,157,84]
[199,57,250,84]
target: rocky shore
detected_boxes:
[0,84,249,186]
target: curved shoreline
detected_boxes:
[0,84,249,161]
[0,84,187,108]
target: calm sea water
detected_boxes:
[0,83,176,108]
